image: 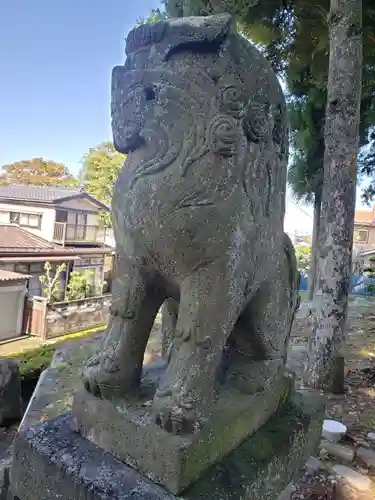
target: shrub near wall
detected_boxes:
[45,295,110,339]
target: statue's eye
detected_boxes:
[144,86,156,101]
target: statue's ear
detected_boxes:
[164,14,233,59]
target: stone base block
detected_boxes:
[72,361,293,494]
[11,391,324,500]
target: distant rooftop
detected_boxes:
[0,225,56,252]
[355,207,374,225]
[0,184,83,203]
[0,269,31,282]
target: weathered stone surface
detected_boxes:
[74,360,293,494]
[366,432,375,443]
[357,447,375,469]
[0,358,22,425]
[12,392,324,500]
[332,465,372,491]
[16,334,104,434]
[0,456,12,500]
[305,456,323,474]
[81,13,299,439]
[12,413,174,500]
[276,483,296,500]
[319,440,355,462]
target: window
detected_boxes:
[67,212,87,226]
[354,229,369,243]
[10,212,42,228]
[29,262,44,273]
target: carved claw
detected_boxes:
[153,390,200,435]
[82,352,141,400]
[82,362,104,398]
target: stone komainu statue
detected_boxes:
[83,14,300,434]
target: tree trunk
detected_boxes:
[308,187,322,301]
[309,0,362,390]
[161,298,178,358]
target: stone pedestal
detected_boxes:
[72,360,293,494]
[11,391,324,500]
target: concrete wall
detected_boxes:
[24,295,110,339]
[44,295,110,339]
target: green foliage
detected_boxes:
[80,142,126,227]
[295,246,311,275]
[15,344,56,379]
[137,8,166,25]
[287,89,326,203]
[66,270,95,301]
[39,262,66,303]
[12,326,106,379]
[363,255,375,292]
[163,0,375,202]
[0,158,78,187]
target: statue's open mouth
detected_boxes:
[113,127,146,154]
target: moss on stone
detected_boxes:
[182,392,324,499]
[10,325,105,379]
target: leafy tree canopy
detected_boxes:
[154,0,375,203]
[0,158,78,187]
[80,142,126,225]
[295,245,312,275]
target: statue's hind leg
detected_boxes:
[83,253,164,399]
[225,259,299,394]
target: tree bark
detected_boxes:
[309,0,362,390]
[308,187,322,301]
[161,298,178,358]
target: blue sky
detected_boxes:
[0,0,161,174]
[0,1,370,233]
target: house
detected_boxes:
[353,206,375,270]
[0,184,109,245]
[0,184,114,300]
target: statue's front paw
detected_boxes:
[82,362,103,397]
[153,389,201,435]
[82,353,121,398]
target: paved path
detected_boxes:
[0,336,65,357]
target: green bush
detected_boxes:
[66,270,95,300]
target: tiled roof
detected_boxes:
[0,269,30,282]
[0,184,82,203]
[0,225,56,252]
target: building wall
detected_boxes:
[86,212,101,225]
[0,280,28,341]
[353,223,375,254]
[0,202,56,241]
